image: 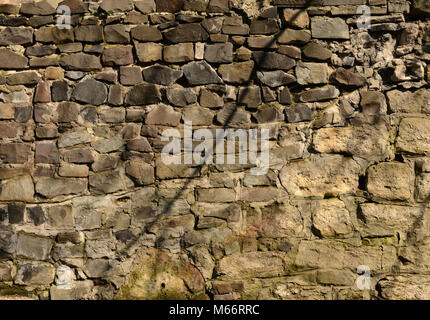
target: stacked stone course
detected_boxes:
[0,0,429,300]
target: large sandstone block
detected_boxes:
[15,263,55,286]
[217,252,286,279]
[280,154,360,197]
[296,62,329,85]
[387,89,430,113]
[16,234,53,261]
[257,202,303,237]
[358,203,422,239]
[312,199,353,238]
[378,275,430,300]
[311,17,350,39]
[366,162,414,200]
[313,125,392,162]
[36,178,87,199]
[295,240,394,272]
[0,175,34,202]
[0,49,28,69]
[396,118,430,155]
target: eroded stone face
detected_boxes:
[0,0,428,302]
[280,154,361,197]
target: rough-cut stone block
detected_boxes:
[313,125,391,162]
[366,162,413,200]
[16,234,53,261]
[280,154,360,197]
[311,17,350,39]
[36,178,87,199]
[396,118,430,155]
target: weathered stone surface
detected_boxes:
[126,160,155,186]
[164,43,194,63]
[183,106,214,125]
[204,43,233,63]
[119,66,143,86]
[311,17,350,39]
[100,0,133,13]
[146,104,181,126]
[36,178,87,199]
[135,43,162,63]
[298,86,340,102]
[125,84,161,105]
[52,81,69,102]
[0,49,28,69]
[366,162,413,200]
[396,118,430,155]
[0,175,34,202]
[303,42,332,61]
[135,0,156,13]
[414,0,430,15]
[164,24,209,43]
[378,275,430,300]
[218,61,254,84]
[116,247,205,300]
[257,70,296,87]
[142,65,183,86]
[104,25,130,44]
[72,78,107,106]
[280,154,360,197]
[278,29,311,44]
[16,234,53,260]
[58,129,92,148]
[0,27,33,46]
[15,263,55,286]
[200,89,223,108]
[312,199,353,238]
[102,47,134,66]
[216,104,250,125]
[0,143,31,164]
[253,104,284,123]
[218,252,285,279]
[250,19,279,35]
[75,25,103,43]
[283,8,309,29]
[8,203,25,224]
[360,91,387,116]
[166,88,197,106]
[47,205,74,229]
[238,86,262,108]
[89,171,127,194]
[284,104,313,122]
[35,141,60,164]
[21,1,57,15]
[313,125,391,161]
[7,71,40,85]
[358,203,422,238]
[183,61,222,85]
[60,53,102,71]
[331,68,366,87]
[387,89,430,113]
[253,51,295,71]
[296,62,329,85]
[35,26,74,44]
[258,203,303,237]
[131,26,162,42]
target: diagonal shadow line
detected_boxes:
[119,1,315,298]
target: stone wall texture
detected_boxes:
[0,0,429,300]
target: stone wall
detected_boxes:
[0,0,429,300]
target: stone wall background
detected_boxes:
[0,0,429,300]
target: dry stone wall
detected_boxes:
[0,0,430,300]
